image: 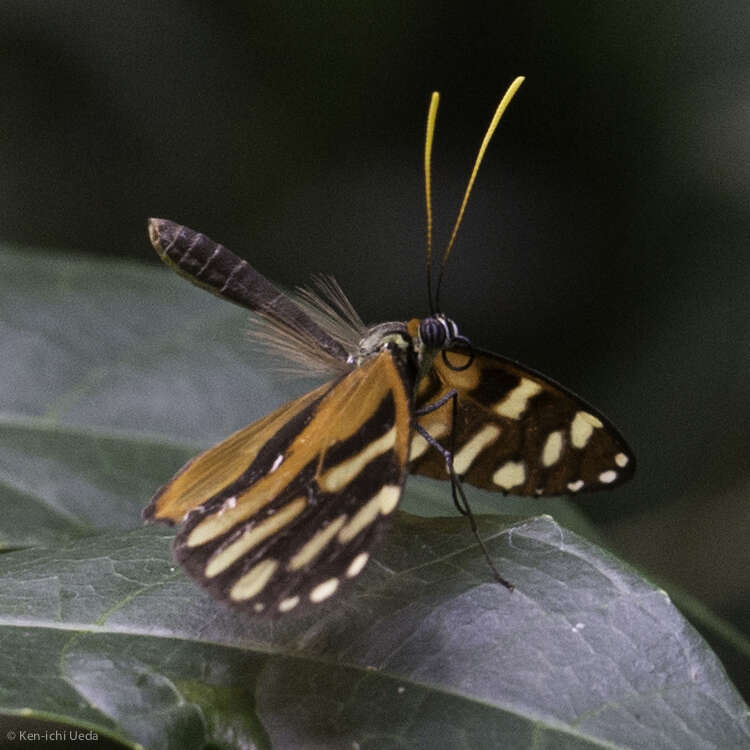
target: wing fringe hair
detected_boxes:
[246,274,365,377]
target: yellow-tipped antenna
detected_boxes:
[424,91,440,314]
[434,76,525,311]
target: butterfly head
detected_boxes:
[418,314,459,350]
[417,314,474,373]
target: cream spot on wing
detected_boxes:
[270,453,284,473]
[338,485,401,543]
[570,411,603,448]
[278,595,300,612]
[378,484,401,514]
[409,418,449,460]
[599,470,617,484]
[187,492,268,547]
[541,430,564,467]
[493,379,542,419]
[453,424,501,474]
[615,452,629,467]
[288,515,347,571]
[310,577,339,603]
[567,479,584,492]
[253,602,265,613]
[409,434,429,461]
[321,426,397,492]
[229,559,278,601]
[588,412,603,428]
[492,460,526,490]
[205,497,306,578]
[346,552,370,578]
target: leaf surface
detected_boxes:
[0,247,747,749]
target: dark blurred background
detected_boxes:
[2,0,748,688]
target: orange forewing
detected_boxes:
[145,350,414,614]
[144,380,334,524]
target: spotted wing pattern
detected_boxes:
[409,347,635,496]
[145,350,413,616]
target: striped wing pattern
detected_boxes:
[410,348,635,496]
[145,350,413,615]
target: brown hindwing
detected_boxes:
[409,347,635,496]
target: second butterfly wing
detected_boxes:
[410,343,635,496]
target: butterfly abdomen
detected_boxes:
[149,218,348,361]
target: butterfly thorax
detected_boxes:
[350,321,412,367]
[350,313,463,369]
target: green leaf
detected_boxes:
[0,416,194,547]
[0,247,748,749]
[1,519,749,749]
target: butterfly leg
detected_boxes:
[415,390,478,519]
[415,395,514,591]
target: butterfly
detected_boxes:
[143,77,635,616]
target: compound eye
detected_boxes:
[419,317,446,348]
